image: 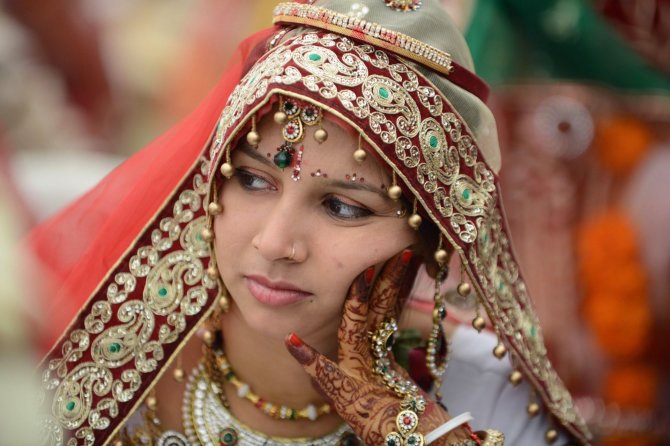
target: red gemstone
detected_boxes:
[403,415,412,425]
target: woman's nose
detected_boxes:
[251,202,306,262]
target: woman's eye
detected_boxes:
[236,169,275,191]
[323,196,373,220]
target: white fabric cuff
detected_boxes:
[425,412,474,444]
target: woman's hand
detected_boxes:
[284,250,475,445]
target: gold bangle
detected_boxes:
[477,429,505,446]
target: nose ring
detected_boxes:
[288,245,296,261]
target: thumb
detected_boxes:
[285,332,351,401]
[285,332,319,371]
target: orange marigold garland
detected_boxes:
[577,209,651,360]
[593,116,651,176]
[577,208,659,443]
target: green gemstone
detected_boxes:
[108,342,121,353]
[408,438,417,446]
[158,287,168,297]
[462,188,471,200]
[308,53,321,61]
[219,427,238,445]
[66,401,76,411]
[387,439,397,446]
[530,326,537,338]
[378,87,390,99]
[429,135,438,148]
[196,233,203,241]
[273,150,292,170]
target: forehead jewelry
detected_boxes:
[270,98,327,172]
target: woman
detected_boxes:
[31,1,592,445]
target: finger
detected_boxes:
[368,249,414,328]
[285,332,357,404]
[338,267,374,371]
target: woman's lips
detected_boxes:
[245,275,312,306]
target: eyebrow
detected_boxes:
[236,143,389,199]
[238,143,275,167]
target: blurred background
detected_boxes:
[0,0,668,444]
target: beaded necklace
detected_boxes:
[206,341,332,421]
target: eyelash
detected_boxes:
[235,169,374,221]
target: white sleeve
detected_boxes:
[439,325,570,446]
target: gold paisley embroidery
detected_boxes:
[293,45,368,87]
[53,363,114,430]
[418,118,460,186]
[91,300,157,370]
[42,158,217,445]
[450,175,492,217]
[362,75,420,137]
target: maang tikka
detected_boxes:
[264,98,328,176]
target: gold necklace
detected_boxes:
[205,337,332,421]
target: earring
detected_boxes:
[408,198,422,230]
[354,134,367,163]
[426,261,450,401]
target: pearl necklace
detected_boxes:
[182,364,358,446]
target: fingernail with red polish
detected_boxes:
[365,266,375,285]
[401,249,413,264]
[288,332,303,347]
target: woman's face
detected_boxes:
[213,112,417,349]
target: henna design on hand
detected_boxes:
[285,250,472,445]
